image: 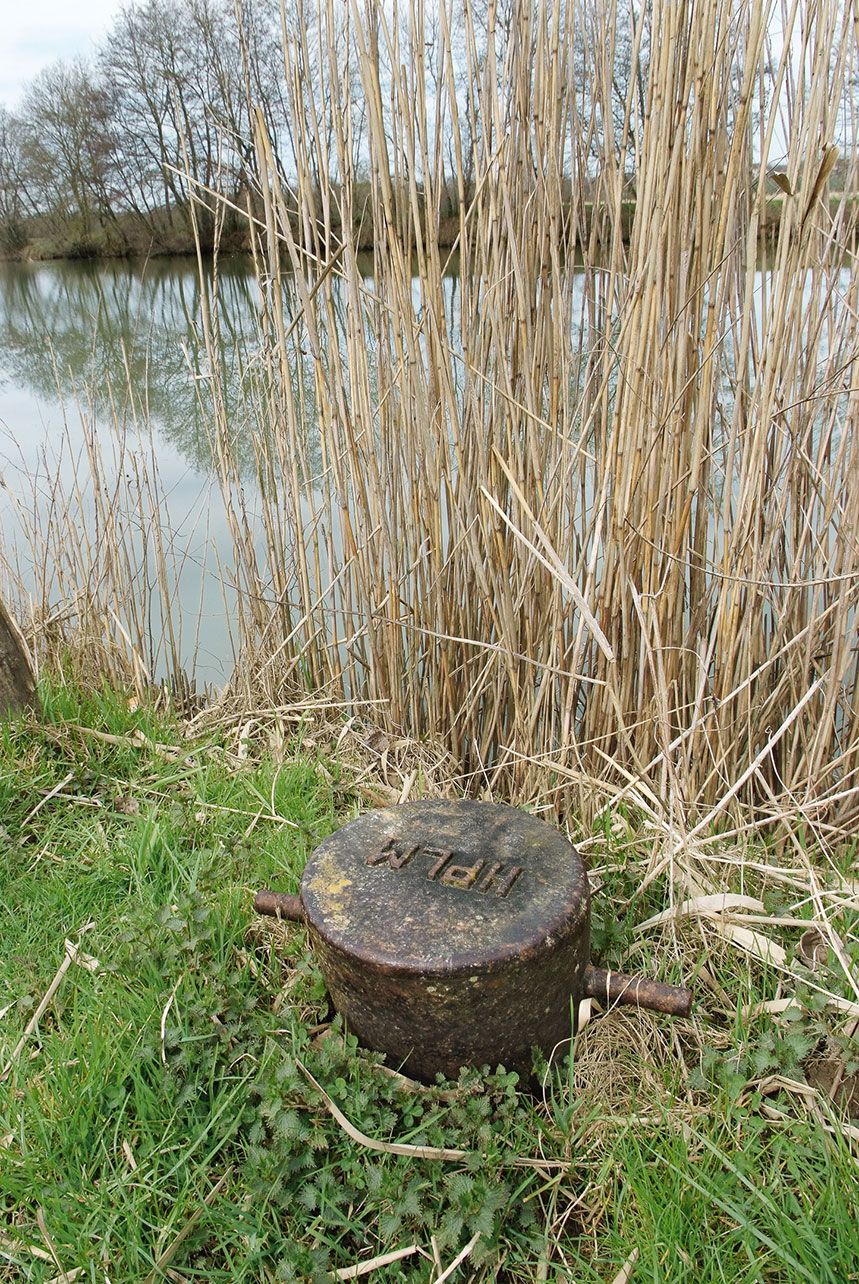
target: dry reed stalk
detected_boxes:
[3,0,859,851]
[217,0,859,837]
[0,366,214,696]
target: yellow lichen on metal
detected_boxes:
[305,848,354,933]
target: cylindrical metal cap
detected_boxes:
[299,800,592,1079]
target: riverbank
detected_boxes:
[4,1,859,859]
[4,194,857,263]
[1,678,857,1281]
[0,201,494,262]
[0,688,852,1284]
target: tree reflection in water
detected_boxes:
[0,256,274,684]
[0,257,264,473]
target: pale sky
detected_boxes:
[0,0,122,111]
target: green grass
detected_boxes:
[1,683,858,1282]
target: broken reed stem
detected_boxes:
[429,1231,482,1284]
[334,1244,421,1280]
[297,1059,570,1171]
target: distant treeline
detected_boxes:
[1,1,857,262]
[0,0,655,260]
[0,0,291,257]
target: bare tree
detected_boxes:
[0,107,29,250]
[16,59,124,250]
[101,0,272,246]
[101,1,208,239]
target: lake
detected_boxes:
[3,253,839,694]
[0,254,473,688]
[0,256,298,686]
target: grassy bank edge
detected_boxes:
[0,679,857,1282]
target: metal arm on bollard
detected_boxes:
[582,964,693,1018]
[253,889,303,921]
[254,889,693,1019]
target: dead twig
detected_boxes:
[1,926,96,1081]
[335,1244,421,1280]
[297,1060,570,1171]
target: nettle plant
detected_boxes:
[120,890,551,1281]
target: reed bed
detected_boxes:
[4,0,859,841]
[0,374,219,696]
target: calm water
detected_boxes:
[0,254,467,686]
[0,256,271,684]
[3,255,833,689]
